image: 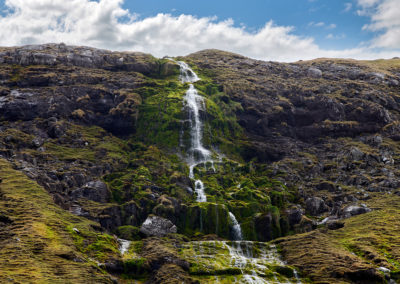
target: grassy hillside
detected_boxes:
[278,193,400,283]
[0,158,116,283]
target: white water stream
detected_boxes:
[178,61,242,238]
[229,212,243,241]
[177,61,301,283]
[183,240,301,284]
[118,238,131,255]
[178,61,209,203]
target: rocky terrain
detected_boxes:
[0,43,400,283]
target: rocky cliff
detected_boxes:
[0,43,400,283]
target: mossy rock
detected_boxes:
[177,203,230,238]
[274,265,294,278]
[253,207,282,241]
[124,257,149,276]
[116,225,141,241]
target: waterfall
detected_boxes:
[177,61,210,203]
[175,61,301,283]
[118,238,131,255]
[183,240,301,283]
[177,60,243,241]
[229,212,243,241]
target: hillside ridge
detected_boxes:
[0,43,400,283]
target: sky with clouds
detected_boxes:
[0,0,399,62]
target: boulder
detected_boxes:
[307,67,322,78]
[340,204,371,218]
[326,220,344,230]
[47,123,65,138]
[140,216,177,237]
[350,147,364,161]
[305,197,328,216]
[32,136,44,147]
[316,181,336,192]
[286,206,303,227]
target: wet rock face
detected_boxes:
[140,216,177,237]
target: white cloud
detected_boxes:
[0,0,398,62]
[326,33,346,40]
[357,0,400,49]
[358,0,381,8]
[343,2,353,12]
[308,22,336,29]
[308,21,325,27]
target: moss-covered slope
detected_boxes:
[0,158,115,283]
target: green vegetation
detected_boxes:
[179,240,300,283]
[3,47,400,283]
[0,158,116,283]
[278,194,400,283]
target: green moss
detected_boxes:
[0,158,114,283]
[85,234,119,260]
[274,265,294,278]
[270,191,285,208]
[135,78,187,149]
[279,194,400,283]
[177,203,230,238]
[180,240,296,282]
[124,257,148,277]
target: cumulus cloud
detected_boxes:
[0,0,398,61]
[357,0,400,49]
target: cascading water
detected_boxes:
[178,60,243,239]
[178,61,209,203]
[181,240,302,283]
[229,212,243,241]
[118,238,131,255]
[174,61,302,283]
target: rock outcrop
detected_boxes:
[140,216,177,237]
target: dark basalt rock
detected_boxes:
[286,207,303,227]
[254,212,281,241]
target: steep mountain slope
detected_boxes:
[0,43,400,283]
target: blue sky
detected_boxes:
[0,0,398,61]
